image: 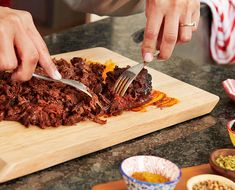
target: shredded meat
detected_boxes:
[0,57,152,128]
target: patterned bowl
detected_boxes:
[227,119,235,146]
[120,155,181,190]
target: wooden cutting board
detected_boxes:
[0,47,219,183]
[92,164,214,190]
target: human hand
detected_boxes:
[0,7,61,81]
[142,0,200,62]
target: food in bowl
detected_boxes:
[120,155,181,190]
[215,155,235,171]
[0,57,178,128]
[187,174,235,190]
[209,148,235,181]
[192,180,233,190]
[131,171,169,183]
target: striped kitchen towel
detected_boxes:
[223,79,235,101]
[200,0,235,64]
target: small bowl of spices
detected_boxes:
[120,155,181,190]
[209,148,235,181]
[187,174,235,190]
[227,119,235,146]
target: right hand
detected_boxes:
[142,0,200,62]
[0,7,61,81]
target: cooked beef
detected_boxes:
[104,66,152,115]
[0,57,152,128]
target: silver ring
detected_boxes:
[180,21,197,27]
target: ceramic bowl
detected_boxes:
[227,119,235,146]
[120,155,181,190]
[187,174,235,190]
[209,148,235,181]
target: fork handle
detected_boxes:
[154,50,160,58]
[32,73,59,82]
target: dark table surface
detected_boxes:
[0,4,235,190]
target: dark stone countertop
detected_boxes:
[0,4,235,190]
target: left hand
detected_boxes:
[142,0,200,62]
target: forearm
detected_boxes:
[63,0,145,16]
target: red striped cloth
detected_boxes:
[0,0,10,6]
[223,79,235,101]
[200,0,235,64]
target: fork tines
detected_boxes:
[113,63,144,97]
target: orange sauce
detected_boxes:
[102,60,116,81]
[132,90,179,112]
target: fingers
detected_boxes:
[0,8,61,82]
[156,24,164,51]
[29,27,62,80]
[17,11,61,80]
[158,13,179,60]
[11,24,38,81]
[178,13,192,43]
[178,1,200,43]
[142,0,163,62]
[0,27,17,71]
[142,0,200,62]
[192,8,200,32]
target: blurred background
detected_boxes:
[12,0,107,36]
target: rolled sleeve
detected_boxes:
[63,0,145,16]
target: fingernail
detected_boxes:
[144,53,153,62]
[53,70,62,80]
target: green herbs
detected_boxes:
[215,155,235,171]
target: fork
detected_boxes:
[32,73,92,98]
[113,51,160,97]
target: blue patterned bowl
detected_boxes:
[120,155,181,190]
